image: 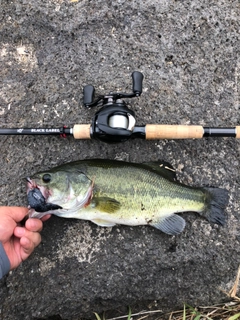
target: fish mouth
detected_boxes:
[26,177,35,191]
[27,177,94,218]
[26,177,50,200]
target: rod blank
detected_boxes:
[0,128,62,135]
[0,127,72,136]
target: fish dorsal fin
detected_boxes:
[151,214,186,235]
[142,161,177,181]
[93,197,121,213]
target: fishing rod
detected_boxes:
[0,71,239,143]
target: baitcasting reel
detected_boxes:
[83,71,144,143]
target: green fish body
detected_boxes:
[27,159,228,235]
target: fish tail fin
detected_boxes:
[202,187,229,226]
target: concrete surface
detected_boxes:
[0,0,239,319]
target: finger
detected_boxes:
[20,236,34,257]
[4,206,29,222]
[14,227,41,248]
[41,214,51,222]
[25,218,43,232]
[19,236,41,261]
[20,232,41,258]
[14,226,26,238]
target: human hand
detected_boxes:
[0,206,50,270]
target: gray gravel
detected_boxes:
[0,0,239,319]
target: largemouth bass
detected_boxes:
[27,159,228,235]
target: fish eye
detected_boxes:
[42,173,52,183]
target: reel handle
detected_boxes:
[83,71,144,108]
[83,85,95,107]
[132,71,144,95]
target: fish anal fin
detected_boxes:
[151,214,186,235]
[94,197,121,213]
[91,219,116,227]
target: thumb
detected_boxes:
[4,207,29,223]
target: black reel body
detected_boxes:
[91,102,136,143]
[83,71,144,143]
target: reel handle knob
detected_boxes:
[83,85,95,107]
[132,71,144,96]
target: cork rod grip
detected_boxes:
[73,124,91,139]
[237,126,240,138]
[145,124,204,140]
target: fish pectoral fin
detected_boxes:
[91,219,116,227]
[94,197,121,213]
[151,214,186,235]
